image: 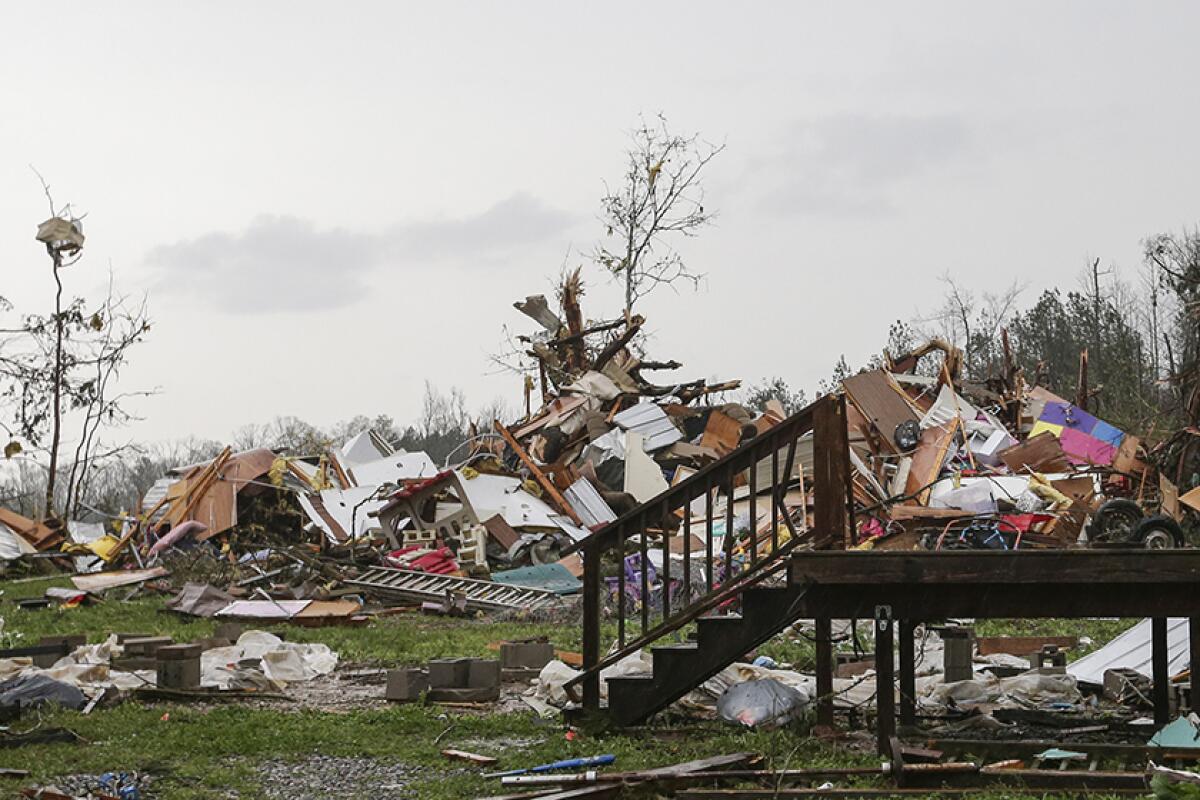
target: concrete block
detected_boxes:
[386,668,429,701]
[427,685,500,703]
[32,635,85,668]
[500,642,554,671]
[157,643,203,661]
[38,634,86,649]
[467,658,500,689]
[156,655,201,690]
[123,636,174,657]
[427,658,470,688]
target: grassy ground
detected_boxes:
[0,575,1144,799]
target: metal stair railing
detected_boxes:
[569,393,854,711]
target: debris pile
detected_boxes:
[843,340,1193,551]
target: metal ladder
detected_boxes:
[346,566,561,612]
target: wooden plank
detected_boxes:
[812,394,851,549]
[494,420,582,525]
[780,581,1200,620]
[904,423,955,504]
[790,549,1200,585]
[976,635,1078,656]
[999,432,1071,474]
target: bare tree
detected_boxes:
[1,178,153,519]
[593,114,724,320]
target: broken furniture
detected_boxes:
[375,471,482,550]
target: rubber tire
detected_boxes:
[1087,498,1145,543]
[1135,514,1186,549]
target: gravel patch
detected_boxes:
[37,771,156,799]
[256,756,425,799]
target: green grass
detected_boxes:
[13,703,865,799]
[0,578,1151,798]
[973,618,1140,661]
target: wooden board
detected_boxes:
[842,370,919,453]
[976,635,1078,656]
[999,431,1071,474]
[699,411,743,457]
[904,424,955,503]
[791,549,1200,585]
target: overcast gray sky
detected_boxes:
[2,2,1199,444]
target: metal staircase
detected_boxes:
[567,394,854,725]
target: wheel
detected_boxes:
[1087,499,1145,544]
[1135,515,1186,549]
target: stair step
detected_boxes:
[651,642,699,674]
[605,675,658,725]
[741,586,794,622]
[697,615,745,647]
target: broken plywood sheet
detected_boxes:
[294,600,362,620]
[842,370,920,452]
[999,431,1071,474]
[700,410,744,456]
[1162,475,1181,520]
[624,431,669,503]
[72,566,168,593]
[481,513,520,549]
[0,507,63,551]
[1181,485,1200,514]
[185,448,276,541]
[1051,476,1096,512]
[1112,434,1145,475]
[903,423,955,504]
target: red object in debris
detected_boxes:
[999,513,1056,533]
[384,544,459,574]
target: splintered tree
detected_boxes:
[0,181,152,519]
[594,115,724,321]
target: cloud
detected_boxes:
[747,114,973,217]
[145,193,576,313]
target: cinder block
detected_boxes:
[156,652,201,690]
[500,642,554,671]
[213,623,244,643]
[156,643,203,660]
[467,659,500,690]
[38,634,86,649]
[386,668,429,701]
[123,636,174,657]
[428,658,470,688]
[193,637,232,652]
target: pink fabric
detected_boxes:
[148,519,208,555]
[1059,427,1116,466]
